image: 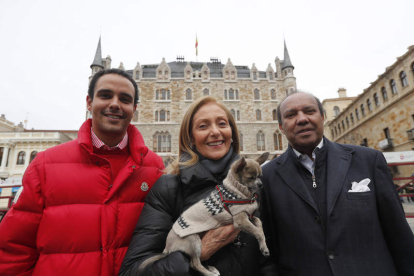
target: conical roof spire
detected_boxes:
[282,40,294,70]
[90,36,104,69]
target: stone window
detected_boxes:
[360,104,365,116]
[0,147,3,165]
[412,62,414,76]
[373,93,380,106]
[256,109,262,121]
[342,120,345,130]
[156,89,170,100]
[229,89,235,100]
[257,131,265,151]
[400,71,408,87]
[331,129,335,138]
[334,126,338,136]
[231,109,240,121]
[235,90,239,100]
[333,106,340,116]
[268,72,274,80]
[271,89,276,100]
[355,108,360,120]
[155,110,170,122]
[346,117,349,128]
[224,90,228,99]
[160,110,166,121]
[390,79,398,94]
[203,88,209,96]
[134,71,139,80]
[17,151,25,165]
[381,87,388,101]
[254,89,260,100]
[272,109,277,120]
[30,151,37,163]
[274,131,283,150]
[239,133,244,151]
[155,111,158,121]
[338,124,341,134]
[186,89,192,100]
[350,113,354,124]
[253,71,257,80]
[367,99,372,111]
[153,131,171,152]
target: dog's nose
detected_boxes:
[258,182,263,189]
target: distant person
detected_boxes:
[0,69,164,276]
[261,91,414,275]
[119,96,276,276]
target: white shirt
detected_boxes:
[292,139,324,175]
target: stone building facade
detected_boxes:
[325,45,414,179]
[89,38,297,163]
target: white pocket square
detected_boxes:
[348,178,371,193]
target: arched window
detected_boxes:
[367,99,372,111]
[135,71,139,80]
[161,89,166,100]
[231,109,236,118]
[274,131,283,150]
[272,109,277,120]
[373,93,380,106]
[253,71,257,80]
[381,87,388,101]
[229,88,235,100]
[338,124,341,134]
[235,90,239,100]
[256,109,262,121]
[224,89,228,99]
[167,90,171,100]
[390,79,397,94]
[257,131,265,151]
[350,113,354,124]
[167,111,170,121]
[30,151,37,163]
[360,104,365,116]
[331,129,335,138]
[186,89,192,100]
[203,88,209,96]
[133,110,138,122]
[236,110,240,121]
[153,131,171,152]
[254,89,260,100]
[270,89,276,100]
[155,90,159,100]
[342,120,345,130]
[355,108,360,120]
[346,117,349,128]
[334,126,338,136]
[17,151,25,165]
[400,71,408,87]
[155,110,158,121]
[160,110,166,121]
[239,133,244,151]
[333,106,340,116]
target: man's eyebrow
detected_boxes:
[119,92,133,100]
[96,89,113,94]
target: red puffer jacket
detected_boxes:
[0,119,164,276]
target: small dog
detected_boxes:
[139,152,270,276]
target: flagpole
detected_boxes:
[195,33,198,62]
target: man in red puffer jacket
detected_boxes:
[0,69,164,276]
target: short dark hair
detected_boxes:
[276,91,324,124]
[88,69,139,105]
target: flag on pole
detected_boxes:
[195,35,198,56]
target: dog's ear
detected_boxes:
[255,152,270,165]
[235,156,247,173]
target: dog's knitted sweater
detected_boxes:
[172,172,258,238]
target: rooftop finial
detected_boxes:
[282,40,294,70]
[90,36,104,69]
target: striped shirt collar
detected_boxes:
[292,139,324,174]
[91,128,128,150]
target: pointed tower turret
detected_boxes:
[282,40,294,70]
[90,36,104,75]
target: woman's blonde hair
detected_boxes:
[167,96,240,174]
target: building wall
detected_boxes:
[328,46,414,179]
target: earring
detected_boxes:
[231,138,234,143]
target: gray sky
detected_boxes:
[0,0,412,130]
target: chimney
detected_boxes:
[338,87,347,98]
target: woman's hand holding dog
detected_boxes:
[200,224,240,261]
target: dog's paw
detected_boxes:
[207,266,220,275]
[262,250,270,257]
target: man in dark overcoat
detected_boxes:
[261,91,414,276]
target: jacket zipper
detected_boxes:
[312,170,326,234]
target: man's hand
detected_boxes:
[199,224,240,261]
